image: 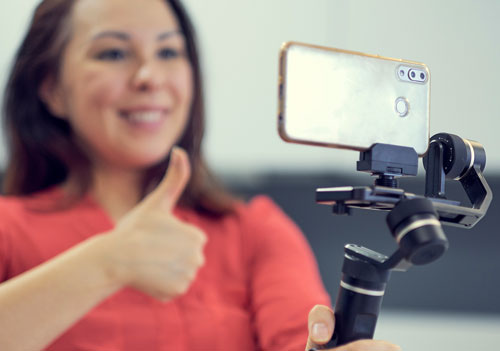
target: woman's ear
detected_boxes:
[39,76,67,119]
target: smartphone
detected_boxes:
[278,42,430,156]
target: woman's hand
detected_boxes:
[98,147,207,301]
[306,305,402,351]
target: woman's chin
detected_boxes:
[104,151,171,171]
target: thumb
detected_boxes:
[144,146,191,211]
[306,305,335,350]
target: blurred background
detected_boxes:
[1,0,499,350]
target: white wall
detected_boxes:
[1,0,499,177]
[184,0,500,176]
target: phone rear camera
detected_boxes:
[399,66,426,84]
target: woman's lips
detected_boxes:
[119,108,169,131]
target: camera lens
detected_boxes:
[420,72,425,80]
[399,70,405,76]
[410,71,416,78]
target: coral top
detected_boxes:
[0,188,330,351]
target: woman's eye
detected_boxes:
[95,49,128,61]
[158,48,180,59]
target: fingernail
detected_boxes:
[171,146,179,156]
[169,147,180,164]
[312,322,329,342]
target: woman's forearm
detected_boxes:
[0,233,122,351]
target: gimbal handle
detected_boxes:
[309,197,447,349]
[320,245,390,349]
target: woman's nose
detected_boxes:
[131,60,165,92]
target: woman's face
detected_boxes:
[45,0,193,169]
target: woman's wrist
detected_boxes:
[81,232,129,292]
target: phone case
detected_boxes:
[278,42,430,155]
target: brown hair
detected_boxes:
[2,0,236,216]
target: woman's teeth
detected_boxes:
[122,111,163,123]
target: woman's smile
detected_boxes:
[119,106,170,132]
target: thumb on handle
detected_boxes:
[306,305,335,350]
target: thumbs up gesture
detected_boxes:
[100,147,207,300]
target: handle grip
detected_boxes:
[309,245,390,351]
[329,283,384,347]
[308,283,384,350]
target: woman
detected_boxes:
[0,0,401,350]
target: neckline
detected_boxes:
[22,185,192,227]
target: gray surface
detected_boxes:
[226,173,500,315]
[376,309,500,350]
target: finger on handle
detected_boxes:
[322,339,402,351]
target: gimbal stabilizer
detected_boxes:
[309,133,492,349]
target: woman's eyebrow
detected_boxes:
[157,30,183,41]
[92,31,130,41]
[91,30,182,42]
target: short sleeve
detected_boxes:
[0,202,11,283]
[240,196,331,350]
[0,229,6,282]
